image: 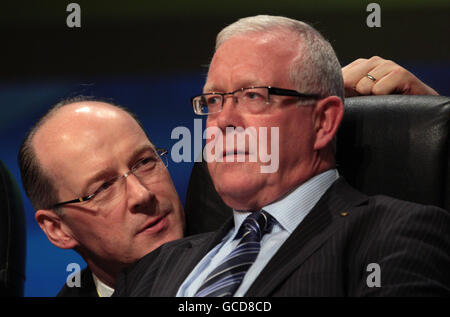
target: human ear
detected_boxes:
[312,96,344,151]
[35,209,78,249]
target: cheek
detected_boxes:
[279,127,316,175]
[66,204,126,236]
[150,179,182,216]
[64,217,107,250]
[153,172,179,199]
[272,109,315,156]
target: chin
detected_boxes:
[215,178,261,211]
[209,162,265,207]
[212,161,261,182]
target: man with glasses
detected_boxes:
[113,15,450,296]
[18,96,185,296]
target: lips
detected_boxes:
[137,213,168,235]
[221,146,258,164]
[223,149,248,157]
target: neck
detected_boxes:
[81,255,122,288]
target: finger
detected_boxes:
[368,62,416,95]
[342,58,367,72]
[354,74,377,95]
[352,60,397,95]
[370,71,405,95]
[342,56,384,89]
[342,58,370,90]
[378,67,439,96]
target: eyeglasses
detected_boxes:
[51,148,168,209]
[191,86,322,115]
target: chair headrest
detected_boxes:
[337,95,450,210]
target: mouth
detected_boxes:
[222,149,249,158]
[137,213,169,235]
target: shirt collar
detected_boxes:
[92,273,115,297]
[232,169,339,235]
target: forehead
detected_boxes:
[34,102,144,147]
[205,31,300,91]
[33,102,150,183]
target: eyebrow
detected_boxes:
[128,144,156,163]
[203,79,263,93]
[202,83,217,93]
[81,144,155,194]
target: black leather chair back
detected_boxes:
[184,95,450,236]
[0,160,26,296]
[337,95,450,210]
[185,158,232,236]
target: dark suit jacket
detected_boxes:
[57,267,98,297]
[113,178,450,296]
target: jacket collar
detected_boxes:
[162,217,235,296]
[245,177,368,296]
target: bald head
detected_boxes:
[34,101,132,148]
[35,101,149,199]
[19,97,149,211]
[20,97,185,281]
[33,101,129,154]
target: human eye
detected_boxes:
[91,178,117,201]
[97,179,115,192]
[242,89,266,102]
[135,156,158,172]
[205,94,221,105]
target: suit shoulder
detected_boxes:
[346,192,449,220]
[345,194,450,247]
[122,232,213,274]
[367,194,449,218]
[113,232,214,296]
[348,196,450,296]
[161,232,215,249]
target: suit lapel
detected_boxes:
[245,178,367,296]
[160,217,235,296]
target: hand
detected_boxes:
[342,56,439,97]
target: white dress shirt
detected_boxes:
[92,273,114,297]
[177,169,339,297]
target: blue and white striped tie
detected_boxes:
[194,210,275,297]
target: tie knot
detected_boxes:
[235,210,275,241]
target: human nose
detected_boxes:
[125,173,155,213]
[214,93,244,131]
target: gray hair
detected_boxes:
[215,15,344,101]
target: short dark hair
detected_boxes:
[18,95,148,212]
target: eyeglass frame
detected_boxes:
[50,147,169,209]
[191,86,323,115]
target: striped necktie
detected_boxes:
[194,210,275,297]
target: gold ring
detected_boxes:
[366,73,376,82]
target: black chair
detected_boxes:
[0,160,26,296]
[184,95,450,236]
